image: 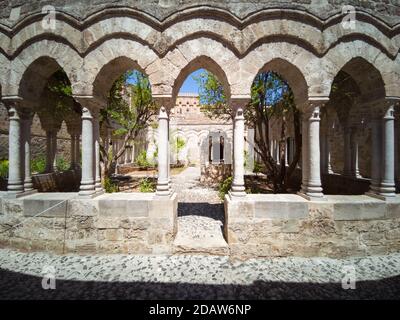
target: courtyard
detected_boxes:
[0,0,400,302]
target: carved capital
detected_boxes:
[153,94,174,112]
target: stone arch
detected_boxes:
[328,57,386,103]
[323,41,396,99]
[238,42,326,100]
[0,52,8,98]
[253,58,309,106]
[171,55,231,105]
[77,38,158,97]
[7,40,82,98]
[156,37,239,98]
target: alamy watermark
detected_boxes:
[341,265,356,290]
[41,265,56,290]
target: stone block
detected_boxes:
[148,193,177,219]
[254,201,308,219]
[68,198,98,216]
[333,202,386,220]
[386,202,400,219]
[104,229,124,241]
[23,199,68,217]
[98,198,149,217]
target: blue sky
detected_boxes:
[126,69,204,94]
[179,69,204,93]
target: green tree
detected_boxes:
[196,70,301,193]
[100,70,158,179]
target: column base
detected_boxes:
[4,189,37,199]
[228,190,246,199]
[365,191,396,201]
[297,191,326,201]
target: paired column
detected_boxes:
[230,104,246,197]
[368,101,397,198]
[380,104,396,196]
[93,109,102,193]
[343,124,352,177]
[6,100,24,194]
[45,130,54,173]
[156,106,170,196]
[350,128,361,178]
[300,101,324,199]
[78,101,97,197]
[21,109,34,192]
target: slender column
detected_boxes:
[52,133,58,172]
[6,103,24,193]
[156,107,170,196]
[369,118,382,194]
[300,113,309,193]
[380,104,396,196]
[21,110,34,191]
[230,106,246,197]
[79,105,96,196]
[93,109,102,192]
[75,134,81,168]
[70,134,76,169]
[343,124,352,177]
[45,130,53,173]
[350,128,361,178]
[168,117,172,192]
[300,102,324,198]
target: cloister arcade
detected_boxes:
[0,3,400,257]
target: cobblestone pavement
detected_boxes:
[172,167,228,254]
[0,248,399,299]
[1,168,399,299]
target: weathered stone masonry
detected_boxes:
[0,1,400,257]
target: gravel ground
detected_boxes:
[1,168,399,300]
[172,167,228,252]
[0,249,399,299]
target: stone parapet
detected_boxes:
[0,192,177,255]
[224,194,400,259]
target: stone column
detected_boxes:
[52,133,58,172]
[5,100,24,194]
[299,101,324,199]
[230,105,246,197]
[380,103,396,197]
[300,112,309,194]
[93,109,102,193]
[343,124,352,177]
[350,128,361,178]
[369,118,382,194]
[70,134,76,169]
[74,133,81,168]
[45,130,53,173]
[156,107,170,196]
[78,102,96,197]
[21,109,34,192]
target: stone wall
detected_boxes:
[0,192,178,255]
[225,194,400,259]
[1,0,399,25]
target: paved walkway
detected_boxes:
[0,248,399,299]
[172,167,229,255]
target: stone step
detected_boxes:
[173,215,229,256]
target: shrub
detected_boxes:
[218,176,233,200]
[31,156,46,174]
[139,177,155,193]
[135,150,150,168]
[104,177,119,193]
[0,159,9,178]
[253,161,263,174]
[56,157,69,171]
